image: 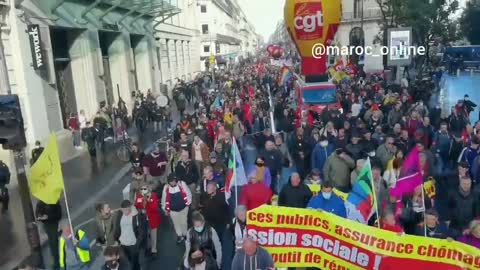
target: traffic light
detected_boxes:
[0,95,27,150]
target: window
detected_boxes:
[203,45,210,53]
[200,5,207,13]
[202,24,209,34]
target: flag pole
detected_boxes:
[421,182,427,237]
[63,186,74,235]
[234,137,238,208]
[367,157,381,229]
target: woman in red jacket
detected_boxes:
[135,184,161,254]
[240,176,273,211]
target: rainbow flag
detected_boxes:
[390,145,423,198]
[345,159,376,224]
[279,66,292,87]
[224,137,248,204]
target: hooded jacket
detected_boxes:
[231,247,274,270]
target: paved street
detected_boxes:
[1,102,188,270]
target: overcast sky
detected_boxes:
[238,0,284,40]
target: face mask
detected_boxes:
[256,163,264,167]
[322,192,332,200]
[105,260,119,269]
[141,189,148,195]
[192,257,205,264]
[194,226,204,232]
[320,141,328,147]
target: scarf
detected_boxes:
[234,219,246,249]
[165,183,189,212]
[255,166,265,183]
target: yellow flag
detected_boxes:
[28,133,64,204]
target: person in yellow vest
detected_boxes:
[58,219,91,270]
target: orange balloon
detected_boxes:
[284,0,342,76]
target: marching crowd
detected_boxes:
[19,58,480,270]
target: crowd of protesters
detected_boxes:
[31,56,480,270]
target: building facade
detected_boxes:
[337,0,383,71]
[196,0,258,70]
[0,0,200,162]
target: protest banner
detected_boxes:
[307,184,348,201]
[247,205,480,269]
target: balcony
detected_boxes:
[341,9,382,23]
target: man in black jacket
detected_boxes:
[200,182,229,242]
[278,173,312,209]
[175,150,200,207]
[260,140,284,193]
[114,200,147,270]
[446,177,480,237]
[36,200,62,269]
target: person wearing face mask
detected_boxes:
[102,246,130,270]
[134,184,161,254]
[185,245,219,270]
[30,140,44,165]
[248,157,271,189]
[162,174,192,244]
[311,136,334,179]
[307,181,347,218]
[185,212,222,269]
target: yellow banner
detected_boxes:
[247,205,480,269]
[307,184,348,201]
[29,133,65,204]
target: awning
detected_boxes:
[100,0,180,17]
[51,0,181,29]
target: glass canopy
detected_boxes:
[99,0,180,17]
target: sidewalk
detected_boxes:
[1,102,190,270]
[0,127,159,270]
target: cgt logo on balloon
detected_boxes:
[293,2,324,37]
[285,0,342,76]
